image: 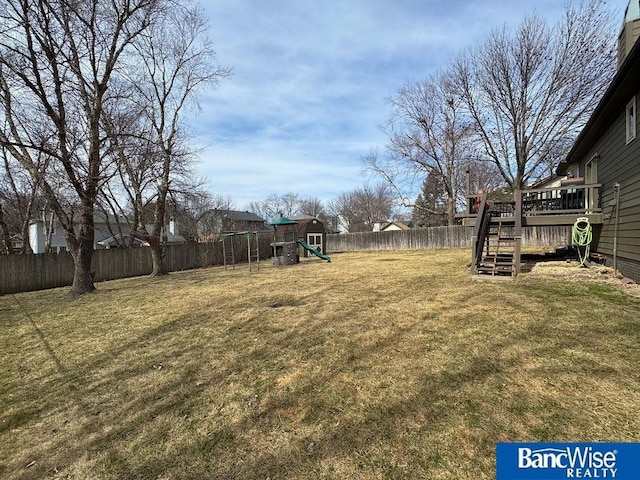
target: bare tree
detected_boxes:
[0,147,39,253]
[366,70,477,226]
[182,193,233,242]
[328,184,394,232]
[298,197,325,219]
[246,194,327,224]
[452,1,617,189]
[167,189,233,242]
[247,192,301,222]
[245,200,270,224]
[124,2,230,276]
[0,0,160,295]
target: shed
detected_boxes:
[291,215,327,256]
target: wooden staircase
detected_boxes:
[472,192,522,279]
[476,220,516,276]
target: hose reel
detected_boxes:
[571,217,592,267]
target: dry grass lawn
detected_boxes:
[1,249,639,480]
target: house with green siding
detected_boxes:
[556,1,640,282]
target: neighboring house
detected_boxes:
[555,6,640,282]
[97,219,186,249]
[381,221,413,232]
[29,212,128,254]
[29,213,185,253]
[197,209,266,241]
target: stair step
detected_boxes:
[479,258,514,265]
[478,265,513,271]
[479,258,513,264]
[476,269,513,276]
[482,255,514,261]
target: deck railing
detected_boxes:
[464,184,601,218]
[520,184,601,216]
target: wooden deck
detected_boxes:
[462,184,602,226]
[467,185,601,279]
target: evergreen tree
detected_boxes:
[412,174,447,227]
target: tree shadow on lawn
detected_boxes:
[4,287,636,480]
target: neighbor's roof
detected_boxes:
[142,224,186,244]
[557,37,640,174]
[530,174,561,189]
[30,211,126,226]
[97,233,145,246]
[382,221,411,231]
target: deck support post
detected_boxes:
[514,190,523,277]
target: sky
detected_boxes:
[187,0,630,210]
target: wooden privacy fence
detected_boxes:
[0,234,273,295]
[1,226,573,294]
[327,225,572,252]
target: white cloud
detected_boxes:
[186,0,629,211]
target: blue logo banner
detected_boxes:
[496,443,640,479]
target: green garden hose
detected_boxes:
[572,217,592,267]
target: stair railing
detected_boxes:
[471,191,490,274]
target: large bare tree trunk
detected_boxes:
[69,246,96,295]
[65,200,97,296]
[148,239,168,276]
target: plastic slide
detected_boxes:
[296,240,331,262]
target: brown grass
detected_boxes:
[1,249,639,479]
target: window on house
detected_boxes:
[627,96,636,144]
[585,156,598,184]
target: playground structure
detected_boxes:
[270,217,299,266]
[220,231,261,271]
[270,216,331,265]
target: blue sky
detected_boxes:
[187,0,629,209]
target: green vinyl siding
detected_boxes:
[572,92,640,267]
